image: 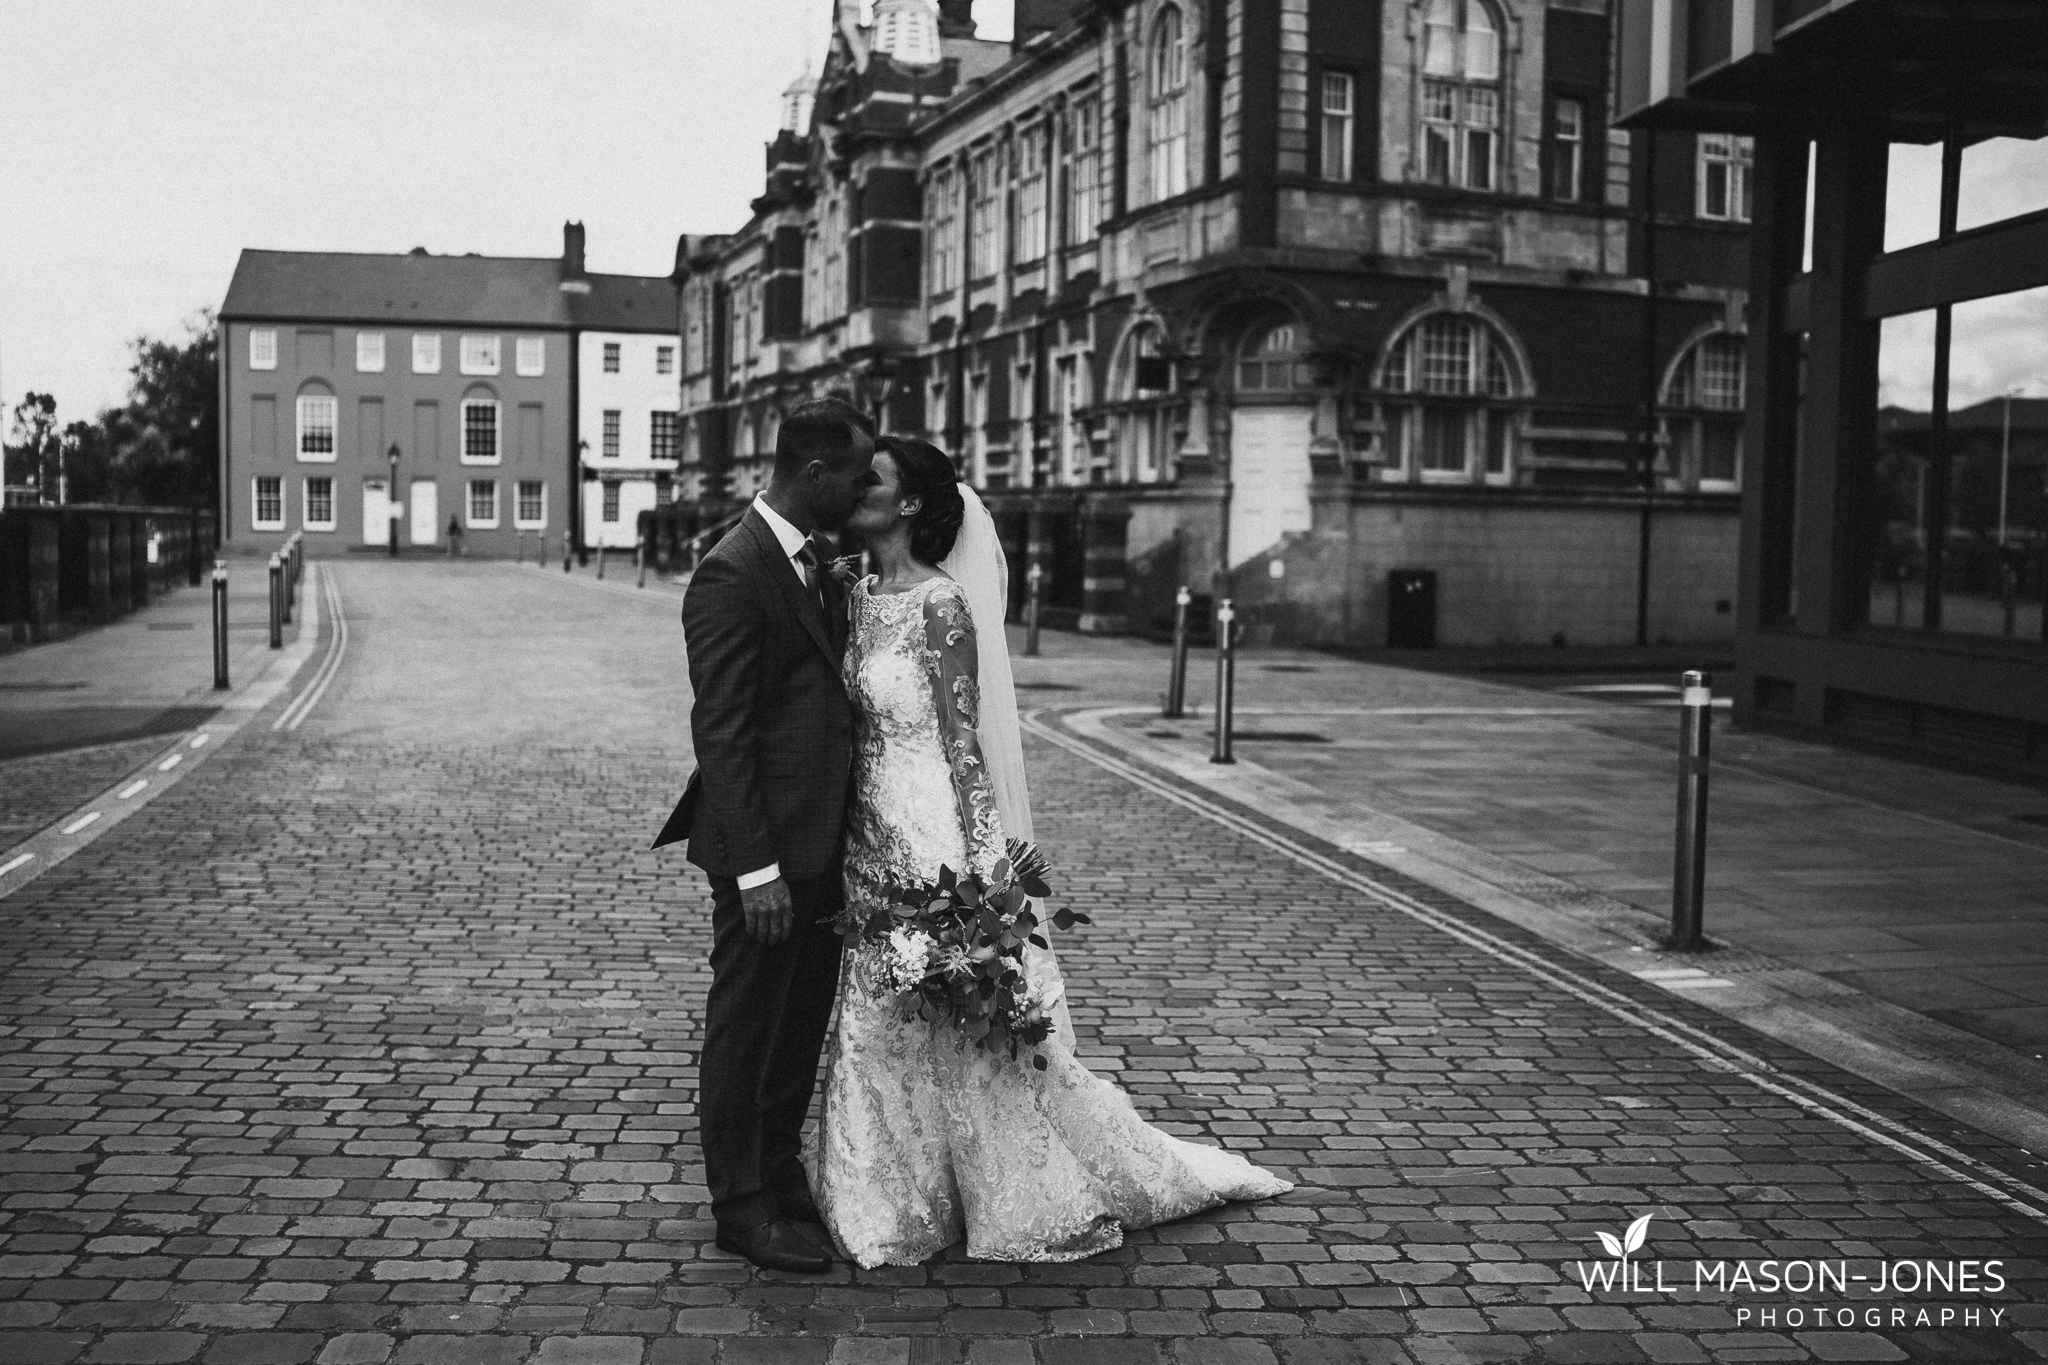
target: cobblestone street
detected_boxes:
[2,561,2045,1364]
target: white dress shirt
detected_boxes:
[737,493,814,891]
[751,492,814,584]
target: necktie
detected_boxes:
[795,540,826,614]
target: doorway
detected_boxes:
[362,478,390,547]
[1228,407,1314,567]
[410,480,438,547]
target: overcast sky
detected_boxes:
[0,0,1017,422]
[4,1,2045,425]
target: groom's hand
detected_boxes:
[740,877,795,946]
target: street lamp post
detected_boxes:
[386,443,401,559]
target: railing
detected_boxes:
[1,504,217,645]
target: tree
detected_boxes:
[2,312,218,509]
[102,311,219,508]
[4,392,61,502]
[61,420,116,505]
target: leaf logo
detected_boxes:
[1595,1213,1653,1260]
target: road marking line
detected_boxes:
[276,567,347,732]
[0,574,326,902]
[1024,709,2048,1228]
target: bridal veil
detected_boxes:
[939,483,1076,1043]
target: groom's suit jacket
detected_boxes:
[652,506,853,881]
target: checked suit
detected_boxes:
[654,505,852,1235]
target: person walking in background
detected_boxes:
[446,514,464,557]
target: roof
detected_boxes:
[220,249,674,333]
[944,35,1014,86]
[572,272,680,335]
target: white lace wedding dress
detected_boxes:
[804,575,1291,1268]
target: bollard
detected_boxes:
[267,553,283,649]
[1024,562,1044,657]
[280,546,295,627]
[597,543,608,580]
[211,561,230,691]
[1211,598,1236,765]
[1163,584,1192,718]
[564,535,573,574]
[637,539,648,589]
[1667,669,1713,951]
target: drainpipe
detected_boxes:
[1636,132,1660,648]
[569,330,581,556]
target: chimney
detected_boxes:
[938,0,974,39]
[1011,0,1076,45]
[562,221,586,277]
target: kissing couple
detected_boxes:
[654,399,1289,1271]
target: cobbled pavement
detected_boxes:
[0,561,2043,1365]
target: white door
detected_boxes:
[362,478,390,546]
[1228,407,1314,568]
[410,480,438,546]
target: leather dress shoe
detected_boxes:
[777,1187,824,1226]
[715,1217,832,1273]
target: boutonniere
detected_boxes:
[827,555,862,589]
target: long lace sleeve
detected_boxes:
[922,582,1005,879]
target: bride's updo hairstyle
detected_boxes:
[880,436,966,565]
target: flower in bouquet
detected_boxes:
[824,839,1091,1071]
[880,926,935,994]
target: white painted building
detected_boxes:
[574,273,682,550]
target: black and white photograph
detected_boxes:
[2,1,2047,1362]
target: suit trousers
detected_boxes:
[698,864,846,1234]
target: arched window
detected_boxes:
[460,384,500,466]
[1420,0,1502,192]
[1663,332,1747,489]
[1238,321,1311,393]
[759,409,783,460]
[295,380,337,464]
[1377,312,1520,482]
[1147,6,1189,202]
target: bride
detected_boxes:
[805,435,1291,1268]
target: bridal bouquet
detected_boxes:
[828,839,1090,1071]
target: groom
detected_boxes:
[654,398,876,1273]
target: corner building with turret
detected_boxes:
[675,0,1751,647]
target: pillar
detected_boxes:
[87,515,113,625]
[1078,495,1131,635]
[25,514,58,643]
[127,517,150,610]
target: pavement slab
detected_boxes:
[0,561,2043,1362]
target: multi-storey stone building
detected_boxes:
[675,0,1751,646]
